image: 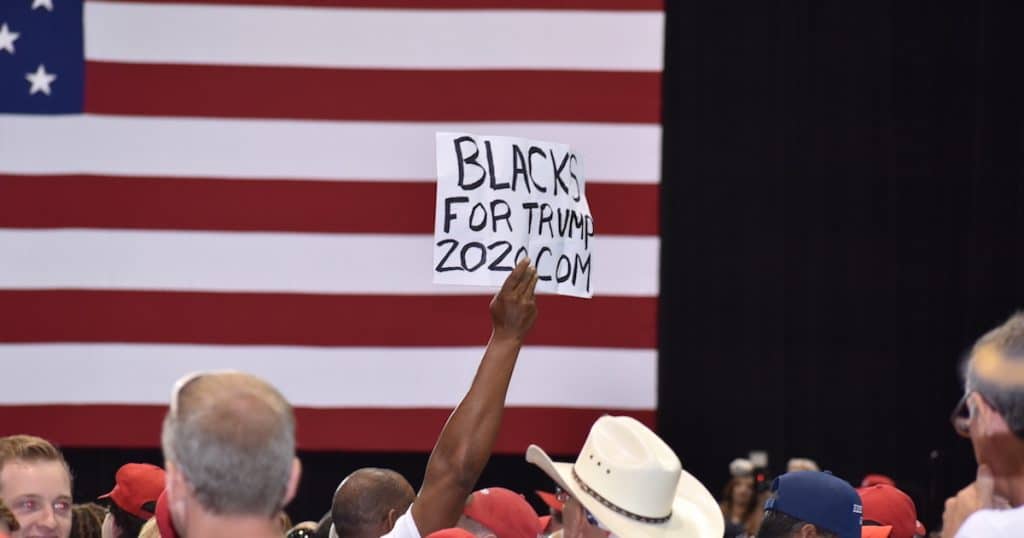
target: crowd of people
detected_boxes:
[1,260,1022,538]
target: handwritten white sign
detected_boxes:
[433,132,594,298]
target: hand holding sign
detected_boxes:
[434,132,594,298]
[490,258,539,343]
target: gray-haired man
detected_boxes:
[943,312,1024,537]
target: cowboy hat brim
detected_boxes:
[526,445,724,538]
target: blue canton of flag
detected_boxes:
[0,0,83,114]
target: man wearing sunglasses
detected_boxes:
[942,312,1024,537]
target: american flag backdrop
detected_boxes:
[0,0,663,454]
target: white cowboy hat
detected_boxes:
[526,416,723,538]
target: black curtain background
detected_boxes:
[660,0,1023,531]
[60,0,1023,532]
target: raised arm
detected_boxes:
[409,258,539,535]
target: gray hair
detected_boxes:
[161,371,296,516]
[965,312,1024,436]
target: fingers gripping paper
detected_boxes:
[434,132,594,298]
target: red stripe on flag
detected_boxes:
[0,175,659,235]
[0,405,655,453]
[0,291,656,348]
[85,0,664,11]
[84,63,661,124]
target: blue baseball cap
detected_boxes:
[764,471,863,538]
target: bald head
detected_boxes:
[161,371,296,516]
[331,468,415,538]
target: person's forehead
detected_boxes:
[0,459,72,499]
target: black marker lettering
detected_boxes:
[555,254,572,283]
[569,154,581,202]
[550,149,571,197]
[490,199,513,233]
[460,241,487,272]
[573,252,592,291]
[485,140,510,190]
[522,202,539,233]
[454,136,485,190]
[468,202,488,232]
[528,146,548,193]
[511,144,530,193]
[514,246,530,264]
[435,239,462,272]
[584,215,594,249]
[443,196,469,233]
[487,241,514,271]
[539,203,555,237]
[535,246,553,281]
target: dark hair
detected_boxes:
[756,510,837,538]
[0,499,20,532]
[332,468,415,538]
[720,476,759,533]
[70,503,105,538]
[108,501,147,538]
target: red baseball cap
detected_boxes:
[534,490,564,513]
[861,474,896,488]
[857,484,917,538]
[915,520,927,536]
[155,490,179,538]
[425,529,475,538]
[98,463,166,520]
[463,488,542,538]
[861,526,893,538]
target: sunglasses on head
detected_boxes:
[950,390,1009,438]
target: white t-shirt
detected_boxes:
[956,505,1024,537]
[380,506,420,538]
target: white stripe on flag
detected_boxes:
[0,343,657,409]
[0,115,661,183]
[0,230,659,296]
[85,2,665,71]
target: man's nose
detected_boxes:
[38,504,58,529]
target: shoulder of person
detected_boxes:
[957,505,1024,537]
[379,507,420,538]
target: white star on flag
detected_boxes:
[32,0,54,11]
[0,23,19,54]
[26,64,57,95]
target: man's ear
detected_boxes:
[164,460,190,523]
[165,461,183,502]
[385,508,400,531]
[794,523,818,538]
[282,458,302,507]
